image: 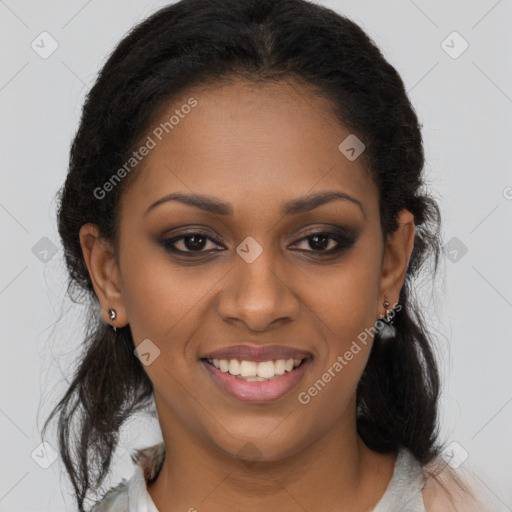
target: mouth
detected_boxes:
[199,346,313,402]
[202,356,309,381]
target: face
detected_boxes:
[81,78,414,463]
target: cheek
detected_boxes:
[118,244,209,411]
[118,235,231,392]
[305,248,382,346]
[119,236,208,342]
[296,245,382,404]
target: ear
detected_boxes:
[378,209,415,316]
[79,223,128,328]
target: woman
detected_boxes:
[43,0,488,510]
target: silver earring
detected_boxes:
[378,300,396,341]
[109,308,117,332]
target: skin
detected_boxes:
[79,79,415,512]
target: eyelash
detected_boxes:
[159,229,358,257]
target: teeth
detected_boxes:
[208,357,305,380]
[240,360,258,377]
[274,359,286,375]
[257,360,275,379]
[229,359,241,375]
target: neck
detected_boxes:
[147,398,396,512]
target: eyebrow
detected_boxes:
[144,190,365,218]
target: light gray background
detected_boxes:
[0,1,511,510]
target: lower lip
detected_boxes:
[201,358,312,403]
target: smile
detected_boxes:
[201,356,312,402]
[207,357,303,380]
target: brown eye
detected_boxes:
[160,232,224,254]
[297,233,337,251]
[290,229,358,255]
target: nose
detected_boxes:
[217,248,301,332]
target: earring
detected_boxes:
[378,300,396,341]
[108,308,117,332]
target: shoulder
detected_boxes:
[421,457,490,512]
[90,442,165,512]
[90,480,129,512]
[131,442,166,483]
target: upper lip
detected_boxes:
[201,344,312,362]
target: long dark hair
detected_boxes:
[43,0,442,509]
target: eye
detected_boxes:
[290,230,358,255]
[160,232,224,254]
[159,227,358,258]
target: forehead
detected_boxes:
[122,79,377,217]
